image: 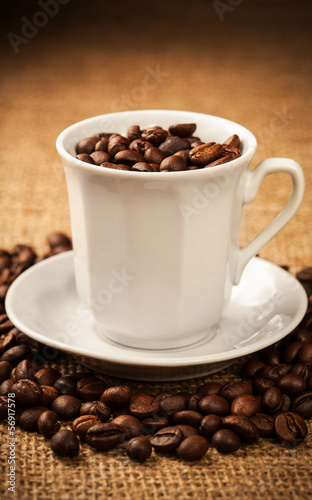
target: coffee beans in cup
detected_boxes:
[74,124,241,172]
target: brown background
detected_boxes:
[1,1,312,498]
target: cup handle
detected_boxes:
[234,157,305,284]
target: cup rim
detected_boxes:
[56,109,257,177]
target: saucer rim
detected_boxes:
[5,251,308,368]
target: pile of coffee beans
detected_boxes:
[75,123,241,172]
[1,235,312,462]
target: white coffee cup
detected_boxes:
[56,110,304,349]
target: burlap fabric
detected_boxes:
[1,1,312,498]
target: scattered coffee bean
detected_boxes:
[199,414,222,438]
[18,406,48,431]
[176,435,209,461]
[86,422,124,451]
[249,413,275,437]
[0,360,12,383]
[72,414,102,440]
[12,379,42,407]
[198,395,230,416]
[230,395,261,417]
[35,367,61,386]
[175,425,199,439]
[150,426,183,453]
[291,392,312,419]
[172,410,202,428]
[211,429,241,453]
[53,376,77,396]
[275,411,307,447]
[37,410,60,437]
[129,393,159,420]
[51,395,81,420]
[51,429,80,457]
[222,415,259,443]
[76,376,107,400]
[100,385,132,409]
[80,401,111,422]
[126,436,152,461]
[41,385,59,407]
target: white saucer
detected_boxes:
[5,251,307,381]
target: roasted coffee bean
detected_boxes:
[0,395,9,420]
[37,410,60,437]
[154,391,175,403]
[86,422,124,451]
[144,146,166,164]
[223,134,240,148]
[12,379,42,407]
[72,414,102,440]
[159,137,190,156]
[126,436,152,461]
[291,329,312,344]
[159,395,187,418]
[129,393,159,420]
[101,385,132,409]
[76,153,95,164]
[141,416,169,435]
[278,374,307,394]
[199,414,222,438]
[219,380,253,403]
[76,376,107,401]
[127,125,141,142]
[132,162,155,172]
[173,149,191,164]
[222,415,259,443]
[112,406,130,418]
[296,267,312,296]
[51,395,81,420]
[241,359,266,379]
[254,366,280,383]
[211,429,241,453]
[107,135,129,156]
[150,426,183,453]
[221,144,241,159]
[231,395,261,417]
[1,344,31,364]
[205,155,234,167]
[115,149,145,166]
[51,429,80,457]
[189,143,223,167]
[111,414,143,440]
[35,367,61,386]
[0,360,12,383]
[278,394,292,414]
[262,387,283,413]
[252,377,276,394]
[0,332,16,355]
[289,363,310,381]
[14,359,35,381]
[159,155,187,172]
[282,341,304,364]
[13,244,36,266]
[90,151,112,165]
[41,385,59,407]
[0,378,14,395]
[0,250,12,270]
[260,346,281,366]
[0,314,13,334]
[169,123,196,138]
[172,410,202,428]
[297,344,312,365]
[47,233,72,251]
[80,401,111,422]
[195,382,222,398]
[141,126,167,146]
[18,406,47,431]
[148,163,160,172]
[250,413,275,437]
[176,435,209,461]
[53,376,77,396]
[129,139,153,155]
[198,395,230,416]
[187,393,201,411]
[276,364,292,378]
[275,411,307,447]
[76,136,99,155]
[291,392,312,419]
[175,425,199,439]
[94,137,109,152]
